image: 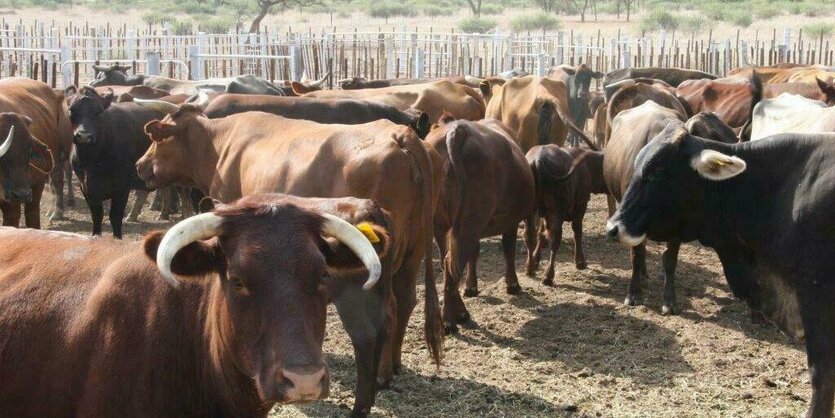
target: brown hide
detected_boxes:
[292,80,485,123]
[604,81,687,147]
[764,80,835,106]
[426,117,535,332]
[676,77,755,128]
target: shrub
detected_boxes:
[170,19,194,36]
[640,10,680,32]
[480,3,504,15]
[459,17,496,34]
[199,16,234,34]
[368,2,416,18]
[679,15,715,36]
[422,4,452,17]
[803,22,835,39]
[753,4,781,19]
[142,10,174,26]
[729,11,752,27]
[337,10,351,19]
[509,13,561,32]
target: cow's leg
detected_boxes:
[88,198,104,236]
[332,284,381,418]
[443,229,475,330]
[463,242,481,296]
[65,161,75,207]
[524,213,540,276]
[49,162,65,221]
[660,241,681,315]
[23,183,44,229]
[606,194,617,217]
[109,192,129,239]
[177,187,194,218]
[572,217,587,270]
[800,291,835,418]
[0,201,21,227]
[371,257,395,388]
[391,251,420,365]
[543,214,562,286]
[624,243,648,306]
[158,188,172,221]
[127,190,149,223]
[150,189,163,211]
[502,231,522,295]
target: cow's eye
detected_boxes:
[229,276,245,289]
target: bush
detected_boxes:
[459,17,496,34]
[142,10,174,26]
[753,4,781,19]
[199,16,234,34]
[422,4,452,17]
[170,19,193,36]
[679,15,715,36]
[804,22,835,39]
[368,2,416,18]
[640,10,680,32]
[480,3,504,15]
[729,11,752,27]
[509,13,561,32]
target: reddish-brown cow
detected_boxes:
[676,75,763,131]
[0,193,387,418]
[0,113,54,203]
[133,100,442,417]
[764,79,835,106]
[426,115,535,333]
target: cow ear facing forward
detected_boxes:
[144,120,178,142]
[321,222,390,276]
[29,136,55,174]
[690,149,746,181]
[143,230,223,279]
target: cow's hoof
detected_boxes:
[541,278,554,287]
[624,295,644,307]
[49,210,64,221]
[376,378,393,390]
[463,288,480,297]
[576,261,588,270]
[444,323,459,335]
[661,304,678,316]
[506,283,522,295]
[349,407,370,418]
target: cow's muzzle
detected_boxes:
[277,365,329,404]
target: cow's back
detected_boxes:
[0,78,71,163]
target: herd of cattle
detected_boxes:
[0,60,834,417]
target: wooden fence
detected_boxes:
[0,19,832,89]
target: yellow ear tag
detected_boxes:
[356,222,380,244]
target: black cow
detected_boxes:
[603,67,716,91]
[606,128,835,418]
[548,64,604,147]
[66,86,162,238]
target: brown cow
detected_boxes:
[0,78,73,226]
[787,68,835,84]
[200,93,430,138]
[727,63,834,83]
[426,114,535,333]
[525,146,606,285]
[604,79,688,147]
[291,79,485,123]
[133,100,442,416]
[676,75,763,130]
[485,76,598,152]
[764,79,835,106]
[94,85,170,102]
[0,193,388,417]
[0,113,54,203]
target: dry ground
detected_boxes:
[36,184,809,417]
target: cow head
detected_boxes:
[568,64,604,100]
[685,112,739,144]
[67,86,114,147]
[89,63,134,87]
[134,100,204,189]
[403,108,430,139]
[142,193,390,404]
[0,113,54,203]
[816,77,835,106]
[606,125,746,246]
[338,77,367,90]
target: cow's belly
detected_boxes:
[753,261,805,340]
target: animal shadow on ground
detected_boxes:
[286,353,572,418]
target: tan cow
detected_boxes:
[133,100,442,417]
[291,79,485,122]
[0,78,73,225]
[485,76,597,152]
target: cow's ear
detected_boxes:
[143,231,224,278]
[29,136,54,174]
[412,111,430,138]
[320,222,390,274]
[290,81,312,95]
[479,80,492,98]
[690,149,746,181]
[817,77,835,104]
[144,120,178,142]
[64,85,77,97]
[101,89,115,110]
[20,115,33,127]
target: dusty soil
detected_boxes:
[35,183,809,417]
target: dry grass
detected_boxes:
[37,184,809,417]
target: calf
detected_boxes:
[426,115,535,333]
[0,193,385,417]
[525,146,606,285]
[606,128,835,418]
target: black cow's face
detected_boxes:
[606,126,747,246]
[89,67,130,87]
[67,89,112,147]
[570,66,604,99]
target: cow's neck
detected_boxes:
[184,117,227,198]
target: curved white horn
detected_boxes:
[134,98,181,115]
[156,212,224,288]
[0,125,14,158]
[308,71,330,88]
[320,213,382,290]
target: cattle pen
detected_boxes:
[0,20,833,88]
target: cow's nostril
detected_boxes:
[606,225,619,241]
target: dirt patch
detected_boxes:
[30,184,809,417]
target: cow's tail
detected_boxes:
[739,71,762,142]
[551,100,600,151]
[445,123,468,282]
[403,130,444,367]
